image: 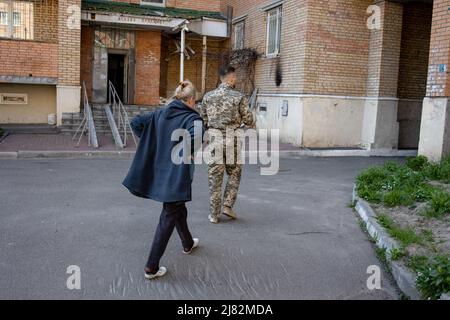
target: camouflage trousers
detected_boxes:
[207,137,243,218]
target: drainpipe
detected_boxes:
[179,24,189,82]
[201,35,207,95]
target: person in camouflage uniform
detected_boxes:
[201,66,255,224]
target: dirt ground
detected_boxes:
[373,184,450,258]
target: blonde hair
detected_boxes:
[173,80,196,102]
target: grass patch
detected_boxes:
[356,156,450,218]
[376,214,424,247]
[408,255,450,300]
[422,189,450,218]
[375,246,389,265]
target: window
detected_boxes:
[0,1,34,40]
[266,6,282,57]
[12,11,19,26]
[141,0,165,6]
[0,11,7,25]
[234,21,245,50]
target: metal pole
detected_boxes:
[201,35,207,95]
[180,25,186,82]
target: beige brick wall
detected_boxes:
[304,0,371,96]
[366,0,403,97]
[225,0,374,96]
[57,0,81,86]
[426,0,450,97]
[225,0,309,94]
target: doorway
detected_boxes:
[107,53,127,103]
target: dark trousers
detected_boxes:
[146,202,194,271]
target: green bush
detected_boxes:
[406,155,429,171]
[422,189,450,218]
[0,127,4,137]
[421,156,450,183]
[415,255,450,300]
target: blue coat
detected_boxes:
[122,99,204,203]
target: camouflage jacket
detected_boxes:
[201,83,254,132]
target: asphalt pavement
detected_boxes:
[0,157,400,299]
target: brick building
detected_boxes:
[1,0,449,161]
[0,0,229,125]
[225,0,445,155]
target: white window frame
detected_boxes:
[0,11,7,25]
[233,20,245,50]
[140,0,165,7]
[0,0,33,40]
[12,11,19,26]
[265,6,282,58]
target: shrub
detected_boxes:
[406,155,429,171]
[415,255,450,300]
[422,189,450,218]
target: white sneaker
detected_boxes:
[183,238,199,254]
[223,207,237,219]
[208,214,219,224]
[144,266,167,280]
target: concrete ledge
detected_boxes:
[16,150,136,159]
[0,151,18,159]
[0,149,417,160]
[352,185,421,300]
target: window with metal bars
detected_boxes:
[0,0,57,42]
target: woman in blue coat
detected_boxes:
[123,80,204,280]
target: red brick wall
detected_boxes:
[135,30,162,105]
[0,40,58,78]
[164,36,227,98]
[80,26,94,99]
[111,0,223,11]
[397,2,433,99]
[166,0,221,12]
[426,0,450,97]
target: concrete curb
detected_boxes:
[352,185,422,300]
[0,148,417,160]
[0,151,18,159]
[16,150,136,159]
